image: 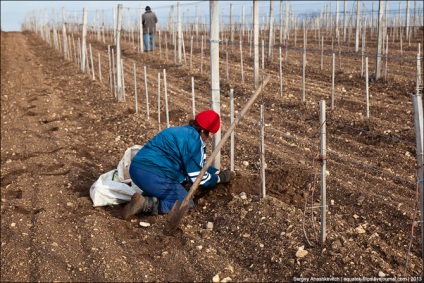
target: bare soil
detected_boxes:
[1,30,423,282]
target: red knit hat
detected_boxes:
[195,110,220,133]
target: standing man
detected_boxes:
[142,6,158,51]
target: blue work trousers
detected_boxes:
[143,33,155,51]
[129,165,193,214]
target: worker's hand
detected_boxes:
[218,170,231,183]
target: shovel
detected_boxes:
[166,76,271,233]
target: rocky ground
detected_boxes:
[1,29,423,282]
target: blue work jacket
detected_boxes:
[131,125,219,187]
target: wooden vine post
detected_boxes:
[375,0,384,80]
[412,94,424,270]
[116,4,124,102]
[210,0,221,169]
[366,57,370,119]
[157,73,161,132]
[230,89,234,172]
[355,0,360,53]
[331,53,335,110]
[253,0,259,88]
[279,47,282,97]
[177,2,182,65]
[81,8,87,72]
[268,0,274,62]
[320,100,327,245]
[134,62,137,114]
[260,104,266,198]
[191,77,195,118]
[164,69,169,128]
[62,7,69,60]
[144,66,149,120]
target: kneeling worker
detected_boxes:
[123,109,231,219]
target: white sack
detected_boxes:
[90,170,143,207]
[117,145,143,183]
[90,145,143,207]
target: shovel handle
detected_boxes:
[179,75,271,208]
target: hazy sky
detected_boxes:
[0,1,416,32]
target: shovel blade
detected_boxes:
[165,200,190,233]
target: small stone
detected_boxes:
[240,209,248,219]
[221,277,232,282]
[196,245,203,251]
[353,214,359,219]
[10,223,16,227]
[139,222,151,227]
[239,192,247,200]
[242,161,249,166]
[66,202,74,207]
[330,199,335,205]
[296,246,308,258]
[161,251,168,256]
[357,196,365,205]
[378,271,386,277]
[52,242,58,247]
[206,222,214,230]
[242,233,250,238]
[355,226,366,234]
[225,265,234,273]
[212,274,220,283]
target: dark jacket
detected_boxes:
[142,11,158,34]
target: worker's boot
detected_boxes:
[122,193,159,220]
[141,196,159,215]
